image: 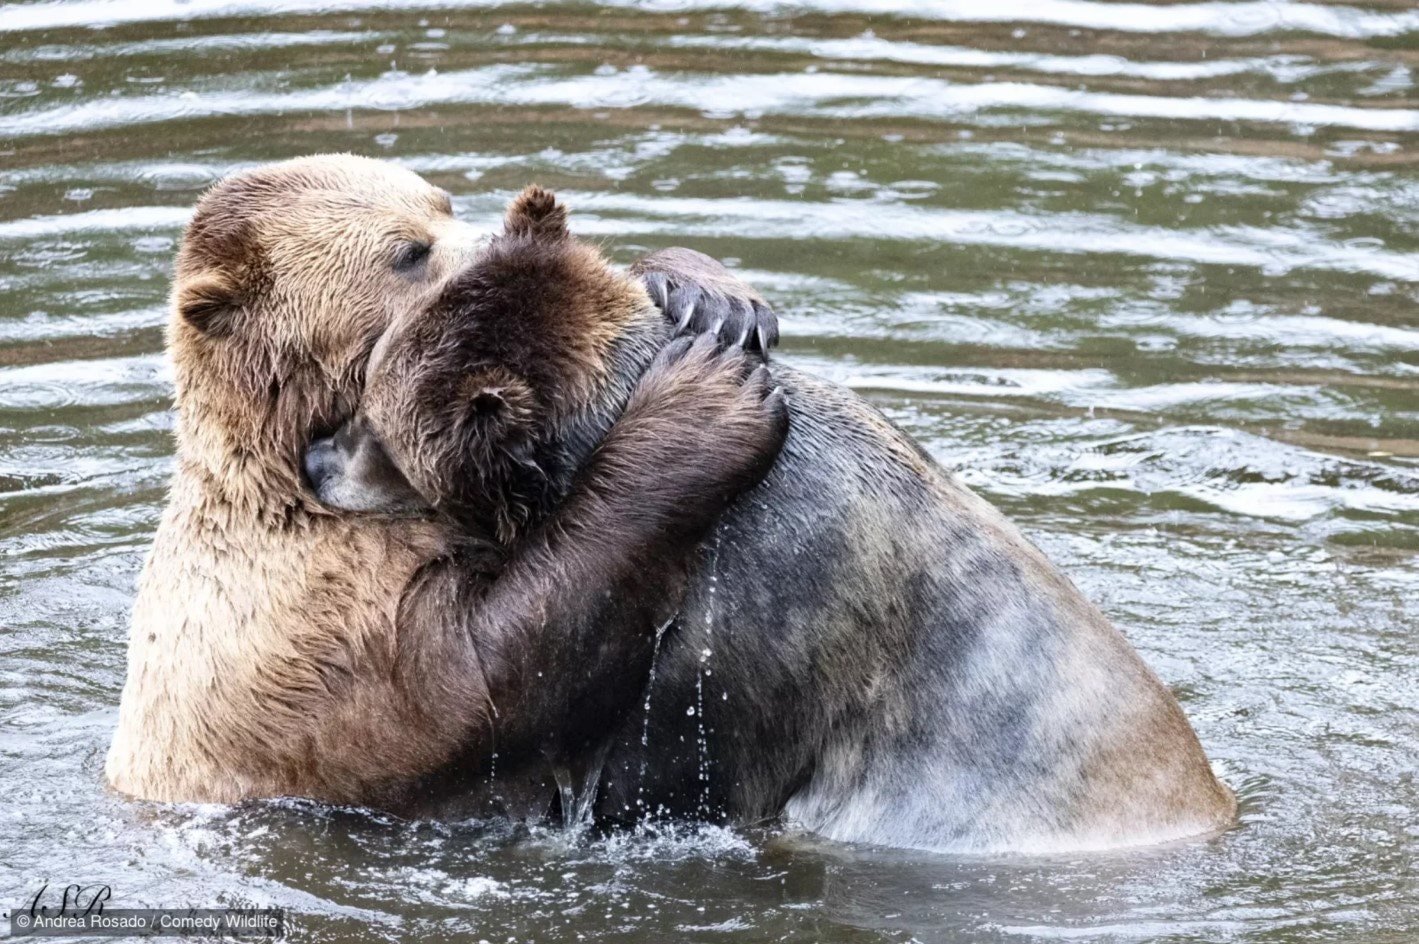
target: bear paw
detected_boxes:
[632,248,779,358]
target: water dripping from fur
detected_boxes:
[695,525,723,817]
[635,614,676,822]
[548,735,616,833]
[572,738,613,829]
[552,764,576,831]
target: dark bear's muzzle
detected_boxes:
[304,418,433,517]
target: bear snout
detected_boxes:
[303,433,341,500]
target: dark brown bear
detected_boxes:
[308,188,1237,853]
[314,188,781,548]
[299,186,786,811]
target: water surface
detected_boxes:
[1,1,1416,941]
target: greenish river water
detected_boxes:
[1,1,1416,941]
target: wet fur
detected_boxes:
[332,192,1238,853]
[110,155,478,804]
[593,367,1237,852]
[106,159,783,808]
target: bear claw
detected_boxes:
[631,248,779,360]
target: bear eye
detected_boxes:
[393,240,432,273]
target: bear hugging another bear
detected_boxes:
[109,155,1234,854]
[107,156,784,814]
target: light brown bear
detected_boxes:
[105,155,784,809]
[308,188,1238,853]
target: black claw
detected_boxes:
[674,297,698,333]
[753,302,775,336]
[667,286,702,334]
[717,320,734,349]
[764,387,789,430]
[644,273,670,310]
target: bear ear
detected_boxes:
[176,270,242,337]
[457,368,535,432]
[502,186,568,241]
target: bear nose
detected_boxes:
[304,434,338,492]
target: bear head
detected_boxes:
[170,154,478,513]
[304,186,663,542]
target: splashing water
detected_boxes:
[571,738,614,830]
[551,764,576,830]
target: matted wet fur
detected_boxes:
[105,156,783,808]
[309,187,1238,854]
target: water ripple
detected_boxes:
[1,3,1416,941]
[6,64,1416,140]
[565,192,1419,280]
[4,0,1418,39]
